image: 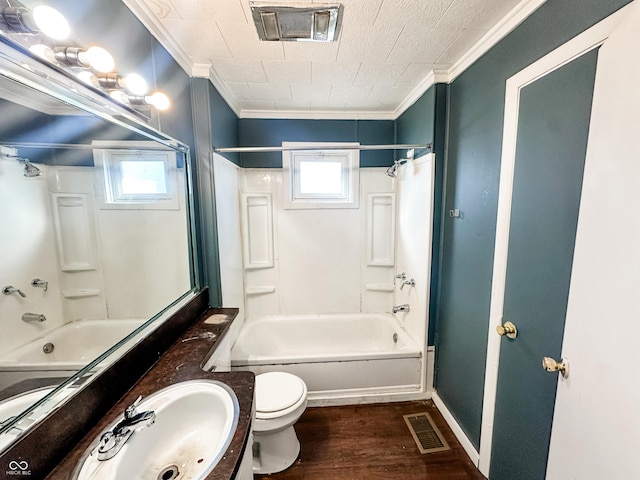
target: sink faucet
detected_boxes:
[97,395,155,461]
[393,304,410,313]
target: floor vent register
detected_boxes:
[403,412,451,454]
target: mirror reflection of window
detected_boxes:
[93,141,179,209]
[120,160,168,195]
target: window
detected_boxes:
[283,142,359,209]
[93,141,179,210]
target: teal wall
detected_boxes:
[238,119,394,168]
[435,0,632,450]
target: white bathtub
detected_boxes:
[230,314,423,404]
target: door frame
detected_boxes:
[477,5,632,476]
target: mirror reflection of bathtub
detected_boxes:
[0,319,145,391]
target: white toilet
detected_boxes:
[252,372,308,474]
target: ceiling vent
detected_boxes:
[250,3,342,42]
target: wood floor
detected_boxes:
[255,400,486,480]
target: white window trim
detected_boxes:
[92,140,179,210]
[282,141,360,209]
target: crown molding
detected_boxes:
[205,64,243,117]
[447,0,548,82]
[391,0,548,118]
[191,63,212,78]
[238,108,398,120]
[391,69,449,119]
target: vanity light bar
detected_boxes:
[214,143,432,153]
[3,3,171,112]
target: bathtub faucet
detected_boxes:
[2,286,26,297]
[393,304,410,314]
[97,395,156,461]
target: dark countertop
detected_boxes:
[46,307,255,480]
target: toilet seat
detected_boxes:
[255,372,306,420]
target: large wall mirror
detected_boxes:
[0,38,196,452]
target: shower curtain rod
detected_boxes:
[3,142,175,151]
[214,143,432,153]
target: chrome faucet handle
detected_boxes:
[31,278,48,292]
[393,273,406,286]
[98,430,116,450]
[400,278,416,290]
[124,395,143,419]
[2,286,26,297]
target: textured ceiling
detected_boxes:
[125,0,532,118]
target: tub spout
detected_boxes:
[392,304,410,313]
[22,313,46,322]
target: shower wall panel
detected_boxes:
[240,168,397,318]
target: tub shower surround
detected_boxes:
[214,153,436,403]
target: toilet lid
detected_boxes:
[255,372,305,413]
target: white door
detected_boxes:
[546,2,640,478]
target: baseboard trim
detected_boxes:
[432,391,480,466]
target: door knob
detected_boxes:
[496,321,517,339]
[542,357,569,379]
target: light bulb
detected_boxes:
[76,70,98,86]
[83,46,114,73]
[29,44,55,63]
[123,73,147,95]
[32,5,70,40]
[146,91,171,111]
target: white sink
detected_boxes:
[73,380,239,480]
